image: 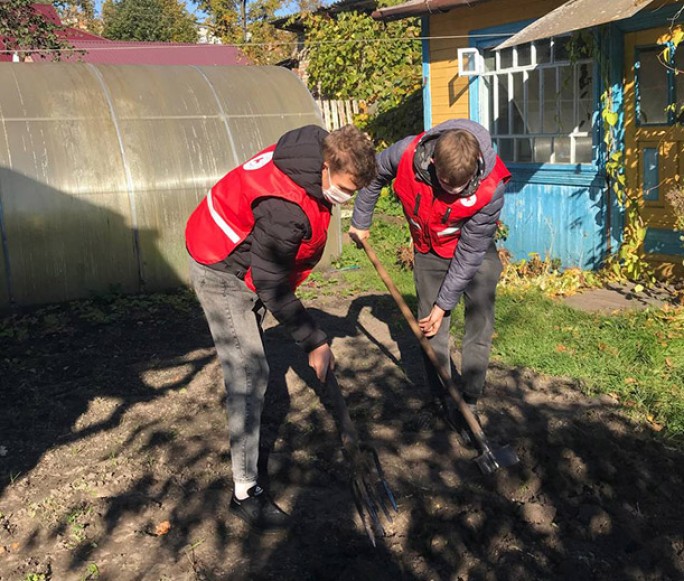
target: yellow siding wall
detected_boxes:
[428,0,566,126]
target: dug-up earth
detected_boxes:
[0,288,682,581]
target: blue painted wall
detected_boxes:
[502,177,607,270]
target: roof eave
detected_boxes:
[372,0,488,22]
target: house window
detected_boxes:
[478,37,595,164]
[676,47,684,116]
[636,45,684,125]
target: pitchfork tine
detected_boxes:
[366,445,399,513]
[366,472,392,523]
[359,476,384,535]
[375,483,393,522]
[352,479,376,546]
[381,479,398,513]
[366,463,393,522]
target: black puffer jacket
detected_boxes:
[209,124,330,352]
[351,119,506,310]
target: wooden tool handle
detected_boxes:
[357,237,486,440]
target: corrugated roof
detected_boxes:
[29,3,61,25]
[272,0,378,31]
[325,0,379,13]
[371,0,489,22]
[496,0,656,49]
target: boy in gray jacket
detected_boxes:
[349,119,510,433]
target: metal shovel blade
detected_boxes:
[474,444,520,475]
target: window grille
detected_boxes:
[478,36,595,164]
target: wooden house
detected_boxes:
[373,0,684,276]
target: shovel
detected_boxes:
[354,236,519,474]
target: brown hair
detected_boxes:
[322,125,377,188]
[432,129,481,187]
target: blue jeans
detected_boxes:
[413,243,502,402]
[189,259,268,486]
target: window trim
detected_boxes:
[469,23,601,171]
[457,47,484,76]
[483,59,594,164]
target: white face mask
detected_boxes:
[323,167,354,205]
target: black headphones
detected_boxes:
[475,155,484,177]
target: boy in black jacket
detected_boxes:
[187,124,376,531]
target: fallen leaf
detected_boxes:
[665,357,673,368]
[624,377,637,385]
[154,520,171,536]
[10,542,20,552]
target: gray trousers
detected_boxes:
[189,259,268,486]
[413,243,502,402]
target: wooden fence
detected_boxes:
[315,99,364,131]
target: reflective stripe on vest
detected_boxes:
[206,189,240,244]
[185,143,331,291]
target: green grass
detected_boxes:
[335,214,684,441]
[490,289,682,437]
[299,213,415,301]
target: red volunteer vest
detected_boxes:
[185,145,331,291]
[394,134,511,258]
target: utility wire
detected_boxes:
[1,32,512,53]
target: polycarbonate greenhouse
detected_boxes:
[0,63,331,308]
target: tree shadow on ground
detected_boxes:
[1,291,682,580]
[0,170,204,499]
[0,169,218,580]
[228,295,684,580]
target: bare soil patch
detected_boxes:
[1,289,682,580]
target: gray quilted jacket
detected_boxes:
[351,119,506,311]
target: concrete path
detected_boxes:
[562,282,674,313]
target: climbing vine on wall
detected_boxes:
[569,29,655,286]
[658,24,684,120]
[601,81,653,286]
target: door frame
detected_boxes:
[623,26,684,278]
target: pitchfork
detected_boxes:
[325,369,398,546]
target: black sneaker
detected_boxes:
[229,485,290,532]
